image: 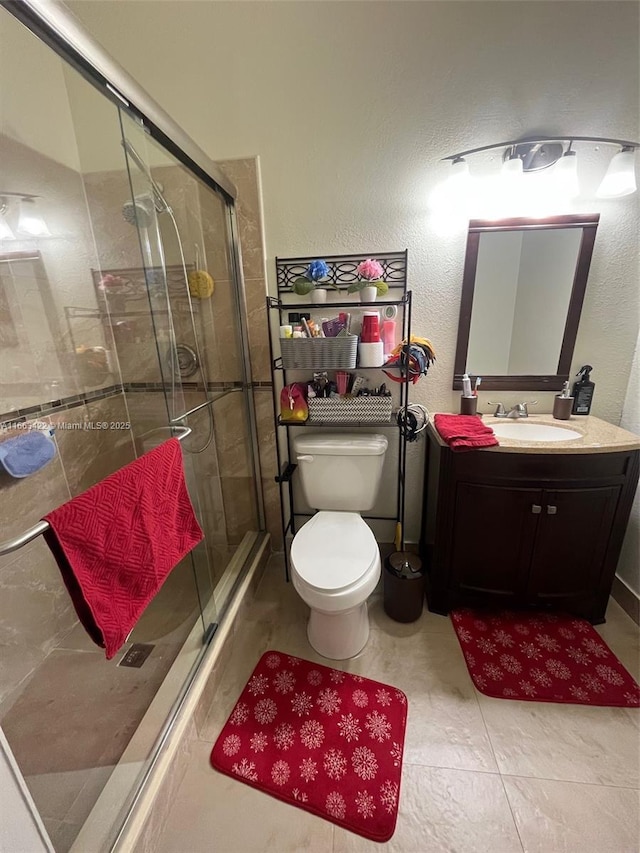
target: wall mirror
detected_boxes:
[453,214,600,391]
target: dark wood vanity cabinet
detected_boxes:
[421,433,639,623]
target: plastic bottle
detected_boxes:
[571,365,595,415]
[381,318,396,359]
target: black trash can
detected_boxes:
[383,551,425,623]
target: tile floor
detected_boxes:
[155,555,640,853]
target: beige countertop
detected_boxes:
[429,413,640,454]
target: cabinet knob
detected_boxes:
[547,505,557,515]
[531,504,542,514]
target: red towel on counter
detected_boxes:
[433,413,499,452]
[43,438,203,659]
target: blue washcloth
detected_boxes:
[0,430,56,478]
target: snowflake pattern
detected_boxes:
[323,748,347,780]
[477,637,497,655]
[286,656,301,667]
[249,731,268,753]
[307,669,323,686]
[492,629,514,648]
[395,690,406,704]
[265,653,281,669]
[567,647,592,665]
[456,627,473,643]
[365,710,392,743]
[330,670,346,684]
[390,742,403,767]
[254,698,277,724]
[222,734,241,756]
[545,659,572,680]
[337,713,361,743]
[581,638,609,658]
[300,719,325,749]
[273,722,295,750]
[514,623,530,635]
[595,664,624,686]
[273,670,296,694]
[355,790,376,819]
[580,673,605,693]
[299,757,318,783]
[380,780,399,814]
[466,653,477,669]
[519,641,542,660]
[530,668,552,687]
[535,634,560,652]
[290,692,314,717]
[229,702,250,726]
[474,674,488,690]
[558,627,575,640]
[353,689,369,708]
[376,688,392,707]
[271,759,290,786]
[569,685,590,701]
[352,746,378,780]
[247,674,269,696]
[351,674,365,683]
[473,618,489,631]
[499,654,522,674]
[483,662,504,681]
[571,620,590,633]
[519,680,537,697]
[326,791,346,819]
[317,688,342,715]
[232,758,258,781]
[291,788,308,802]
[502,687,517,697]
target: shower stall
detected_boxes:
[0,2,268,850]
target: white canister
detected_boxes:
[358,341,385,368]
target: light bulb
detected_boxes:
[554,150,580,199]
[16,198,51,237]
[429,157,472,216]
[596,147,637,198]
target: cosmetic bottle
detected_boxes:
[553,380,573,420]
[571,365,595,415]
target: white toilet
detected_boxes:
[291,433,388,660]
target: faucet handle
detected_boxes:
[488,402,506,417]
[521,401,538,416]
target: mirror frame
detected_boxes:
[453,213,600,392]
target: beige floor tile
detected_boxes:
[478,693,640,787]
[155,739,334,853]
[333,765,523,853]
[503,775,640,853]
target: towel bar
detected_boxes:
[0,426,192,557]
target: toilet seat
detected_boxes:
[291,511,379,591]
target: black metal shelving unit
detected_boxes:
[268,250,413,579]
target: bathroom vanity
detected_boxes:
[421,415,640,623]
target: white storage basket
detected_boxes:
[280,335,358,370]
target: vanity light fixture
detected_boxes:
[433,136,639,211]
[0,192,51,238]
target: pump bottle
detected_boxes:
[571,365,595,415]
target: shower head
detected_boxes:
[122,195,156,228]
[121,138,171,215]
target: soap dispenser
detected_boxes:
[571,365,595,415]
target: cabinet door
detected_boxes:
[527,486,621,602]
[451,483,541,597]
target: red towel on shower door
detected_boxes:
[43,438,203,659]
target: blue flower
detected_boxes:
[306,260,329,282]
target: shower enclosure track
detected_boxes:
[0,425,192,556]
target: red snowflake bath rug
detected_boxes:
[210,651,408,841]
[451,609,640,707]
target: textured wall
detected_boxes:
[67,0,640,540]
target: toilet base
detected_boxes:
[307,602,370,660]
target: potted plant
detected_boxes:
[347,259,389,302]
[292,260,337,303]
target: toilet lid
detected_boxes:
[291,512,379,591]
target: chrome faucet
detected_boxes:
[488,401,537,418]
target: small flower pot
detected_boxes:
[311,288,328,304]
[359,285,377,303]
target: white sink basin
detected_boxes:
[491,422,582,442]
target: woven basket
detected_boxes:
[308,396,393,423]
[280,335,358,370]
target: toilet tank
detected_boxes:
[293,433,388,511]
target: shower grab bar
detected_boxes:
[169,387,242,424]
[0,426,192,557]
